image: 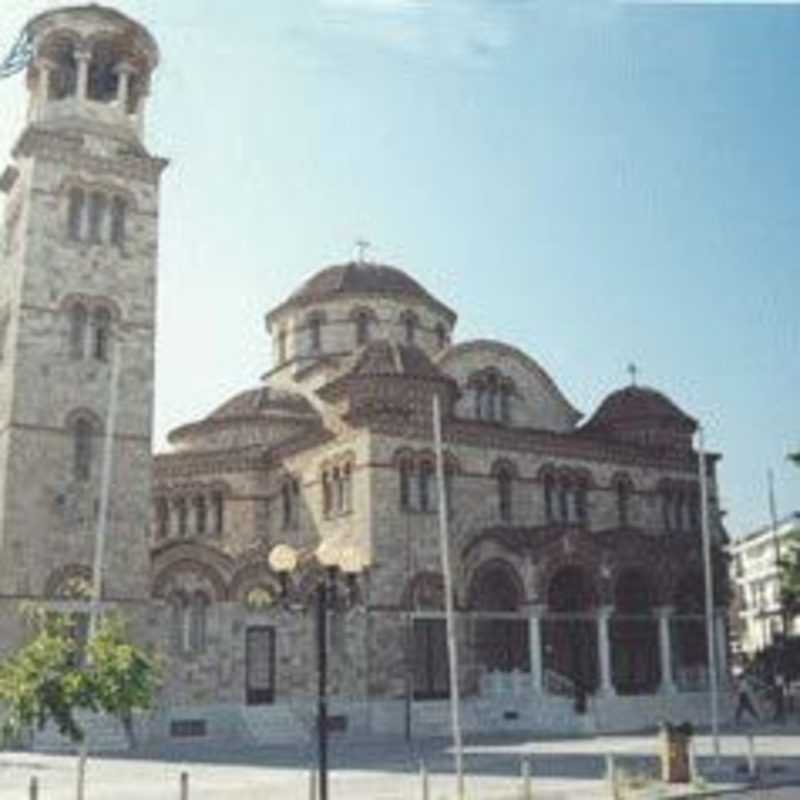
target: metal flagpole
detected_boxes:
[432,393,464,800]
[698,425,720,765]
[77,340,122,800]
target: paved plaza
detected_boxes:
[2,724,800,800]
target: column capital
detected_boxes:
[113,61,137,76]
[597,605,615,619]
[74,48,92,63]
[525,603,547,618]
[655,605,675,618]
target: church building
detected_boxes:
[0,5,731,746]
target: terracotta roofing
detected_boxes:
[208,387,316,419]
[348,339,445,380]
[318,339,456,400]
[266,261,457,326]
[582,385,696,433]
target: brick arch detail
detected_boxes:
[152,557,228,601]
[228,560,280,602]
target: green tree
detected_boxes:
[0,608,159,747]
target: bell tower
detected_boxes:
[0,6,166,605]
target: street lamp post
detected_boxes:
[268,541,364,800]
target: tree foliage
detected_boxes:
[0,608,159,746]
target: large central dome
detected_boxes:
[266,261,456,325]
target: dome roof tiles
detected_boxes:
[266,261,457,326]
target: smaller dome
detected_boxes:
[581,385,696,442]
[266,261,456,327]
[208,386,315,420]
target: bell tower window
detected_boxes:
[68,187,85,241]
[73,416,94,482]
[92,307,111,361]
[70,303,87,359]
[88,191,106,242]
[46,38,78,100]
[110,196,126,245]
[87,41,120,103]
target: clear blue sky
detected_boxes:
[1,1,798,536]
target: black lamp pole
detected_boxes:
[317,576,329,800]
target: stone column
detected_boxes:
[115,62,135,112]
[597,606,615,696]
[656,606,676,693]
[528,605,545,694]
[75,49,91,100]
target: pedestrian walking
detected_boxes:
[735,677,760,724]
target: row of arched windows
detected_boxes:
[154,492,225,540]
[42,36,143,113]
[543,471,590,526]
[321,461,353,518]
[68,301,113,362]
[67,186,128,246]
[468,369,514,424]
[661,482,701,533]
[278,308,450,364]
[168,591,209,654]
[398,453,455,513]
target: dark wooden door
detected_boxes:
[246,626,275,705]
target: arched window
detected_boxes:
[70,303,87,359]
[194,495,207,535]
[87,41,119,103]
[110,196,126,245]
[435,323,447,350]
[558,476,571,523]
[419,461,435,512]
[88,191,106,243]
[342,462,353,512]
[544,474,555,522]
[156,497,169,540]
[92,307,111,361]
[175,497,188,537]
[322,470,332,517]
[281,479,299,529]
[309,314,322,352]
[212,491,224,534]
[497,467,512,523]
[399,459,412,510]
[47,39,78,100]
[473,383,484,420]
[169,593,189,653]
[575,477,588,526]
[484,374,498,421]
[189,592,209,653]
[403,312,416,345]
[333,466,343,513]
[500,385,512,424]
[616,479,631,528]
[67,187,84,240]
[355,312,371,345]
[73,417,93,481]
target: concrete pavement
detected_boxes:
[1,723,799,799]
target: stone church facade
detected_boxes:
[0,5,731,746]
